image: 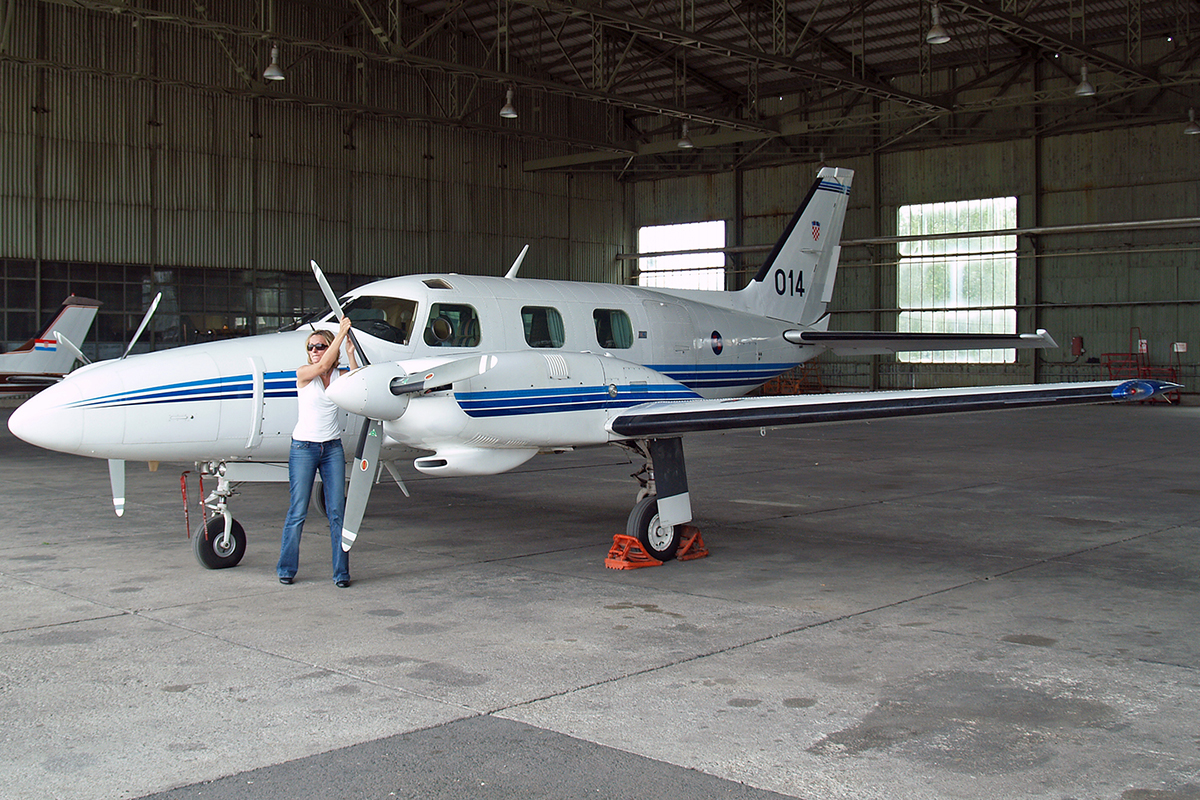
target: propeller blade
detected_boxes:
[341,418,383,552]
[108,459,126,517]
[121,292,162,360]
[53,331,91,366]
[310,260,370,366]
[390,354,498,395]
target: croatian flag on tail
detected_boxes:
[34,338,57,352]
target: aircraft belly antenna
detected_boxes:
[108,459,125,516]
[504,245,530,279]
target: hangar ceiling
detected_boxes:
[9,0,1200,178]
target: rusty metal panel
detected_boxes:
[881,141,1031,208]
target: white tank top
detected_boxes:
[292,372,342,443]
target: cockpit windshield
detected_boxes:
[341,295,418,345]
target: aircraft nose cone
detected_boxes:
[8,380,84,453]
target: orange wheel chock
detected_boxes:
[604,535,663,570]
[676,525,709,561]
[604,526,710,569]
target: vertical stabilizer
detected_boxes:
[46,296,101,359]
[2,296,100,372]
[739,167,853,325]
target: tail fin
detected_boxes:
[5,296,100,373]
[739,167,853,325]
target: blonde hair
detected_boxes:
[305,329,338,365]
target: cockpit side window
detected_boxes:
[521,306,565,348]
[593,309,634,349]
[343,296,418,345]
[424,303,481,347]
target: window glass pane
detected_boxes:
[897,197,1017,363]
[424,303,481,347]
[638,220,725,290]
[593,309,633,349]
[521,306,565,348]
[344,295,418,345]
[8,280,35,308]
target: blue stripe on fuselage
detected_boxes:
[67,371,299,409]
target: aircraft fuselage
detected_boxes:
[11,273,817,467]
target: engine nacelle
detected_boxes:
[326,364,412,420]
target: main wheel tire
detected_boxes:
[627,495,680,561]
[193,517,247,569]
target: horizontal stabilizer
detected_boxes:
[3,374,60,387]
[784,329,1058,355]
[608,379,1180,437]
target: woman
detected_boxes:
[277,316,359,587]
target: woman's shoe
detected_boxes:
[279,576,294,585]
[334,579,350,588]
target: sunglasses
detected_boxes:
[307,342,329,352]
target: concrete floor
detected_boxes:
[2,401,1199,800]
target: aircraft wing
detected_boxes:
[784,329,1057,355]
[607,379,1177,437]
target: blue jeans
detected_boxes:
[278,438,350,583]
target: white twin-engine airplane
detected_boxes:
[0,295,100,397]
[8,167,1178,569]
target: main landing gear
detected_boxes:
[626,494,680,561]
[621,437,693,562]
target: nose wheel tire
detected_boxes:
[193,517,247,569]
[627,495,680,561]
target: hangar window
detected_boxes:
[637,220,725,290]
[897,197,1017,363]
[521,306,565,348]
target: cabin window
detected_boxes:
[897,197,1017,363]
[637,220,726,290]
[521,306,565,348]
[593,309,634,349]
[424,303,481,347]
[342,295,417,345]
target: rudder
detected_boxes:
[739,167,853,325]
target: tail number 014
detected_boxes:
[774,268,805,297]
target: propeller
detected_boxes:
[309,261,498,552]
[53,331,92,366]
[310,260,370,367]
[310,260,381,554]
[340,418,383,552]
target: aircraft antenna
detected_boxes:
[505,245,530,279]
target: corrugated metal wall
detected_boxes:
[0,2,623,288]
[633,132,1198,391]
